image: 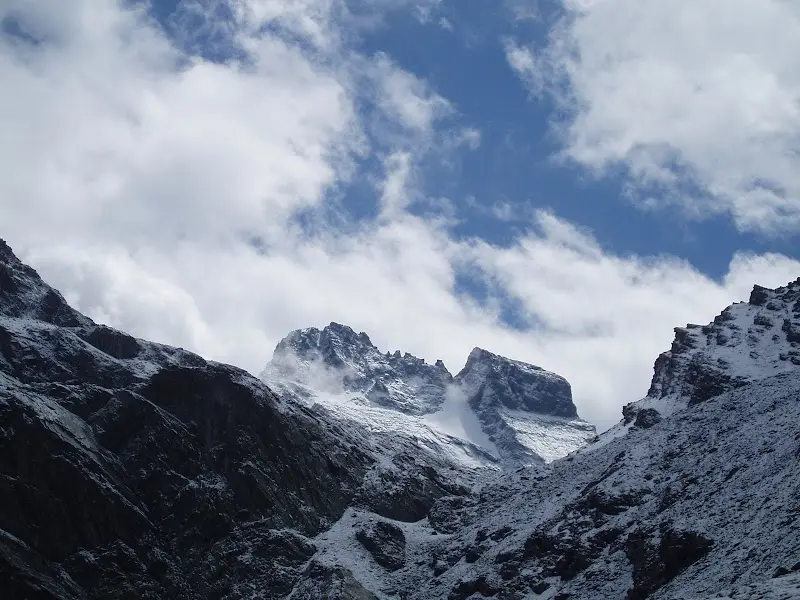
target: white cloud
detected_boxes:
[1,0,361,252]
[508,0,800,234]
[503,39,544,96]
[2,0,799,435]
[378,151,415,215]
[372,52,453,134]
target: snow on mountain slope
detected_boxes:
[262,325,595,467]
[262,324,499,470]
[398,370,800,599]
[273,382,500,471]
[296,282,800,600]
[596,278,800,448]
[496,409,596,464]
[455,347,596,463]
[314,370,800,600]
[263,323,452,415]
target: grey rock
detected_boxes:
[264,323,452,415]
[456,348,576,417]
[633,407,661,428]
[356,520,406,571]
[454,348,594,463]
[291,562,379,600]
[0,240,377,599]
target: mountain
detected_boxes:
[608,278,800,441]
[262,324,595,466]
[455,347,595,463]
[0,240,467,599]
[264,323,452,415]
[2,238,799,600]
[303,279,800,600]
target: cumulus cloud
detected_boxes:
[2,0,799,433]
[506,0,800,234]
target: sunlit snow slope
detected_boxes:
[261,324,595,467]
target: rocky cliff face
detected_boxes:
[454,347,595,463]
[0,241,463,599]
[264,323,452,415]
[622,278,800,427]
[456,347,576,418]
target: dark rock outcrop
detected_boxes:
[291,562,380,600]
[625,527,714,600]
[356,521,406,571]
[358,452,470,522]
[633,408,661,429]
[82,326,141,360]
[0,240,381,599]
[456,348,576,418]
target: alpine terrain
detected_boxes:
[1,238,799,599]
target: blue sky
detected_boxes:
[147,0,800,280]
[2,0,800,428]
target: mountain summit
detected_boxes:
[263,324,595,465]
[265,322,451,415]
[454,347,594,463]
[619,277,800,432]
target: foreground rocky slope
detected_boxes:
[0,240,467,599]
[387,371,800,599]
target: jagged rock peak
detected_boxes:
[0,237,16,261]
[627,280,800,425]
[0,238,90,328]
[456,347,577,418]
[272,322,374,368]
[453,347,593,464]
[265,322,453,415]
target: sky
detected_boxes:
[2,0,800,430]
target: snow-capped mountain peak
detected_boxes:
[454,347,595,463]
[622,279,800,428]
[456,347,577,417]
[264,322,452,415]
[263,331,596,467]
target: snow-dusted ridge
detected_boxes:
[300,280,800,600]
[3,235,800,600]
[592,277,800,450]
[262,323,596,467]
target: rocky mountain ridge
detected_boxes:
[305,278,800,599]
[0,240,469,599]
[613,277,800,439]
[263,322,453,416]
[1,239,799,599]
[263,323,595,466]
